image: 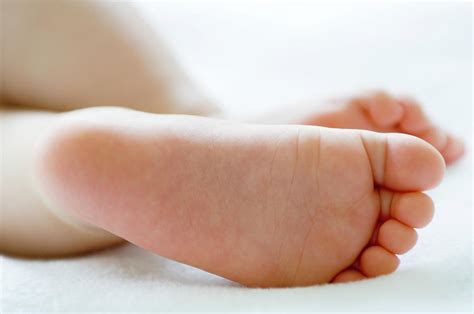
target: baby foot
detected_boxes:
[303,91,464,165]
[35,107,444,287]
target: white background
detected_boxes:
[2,2,472,312]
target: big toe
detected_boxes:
[362,132,445,192]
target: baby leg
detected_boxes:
[0,106,123,256]
[1,0,218,116]
[1,0,220,256]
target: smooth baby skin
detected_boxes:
[36,107,444,287]
[303,91,464,165]
[1,1,460,261]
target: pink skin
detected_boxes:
[303,91,464,165]
[36,107,444,287]
[1,2,462,265]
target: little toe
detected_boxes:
[367,91,404,128]
[332,269,366,283]
[378,219,417,254]
[391,192,434,228]
[441,134,465,165]
[360,246,400,278]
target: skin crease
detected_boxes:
[0,1,461,287]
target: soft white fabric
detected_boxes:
[2,2,472,312]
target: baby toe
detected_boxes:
[332,269,366,283]
[442,134,465,165]
[418,126,448,152]
[360,245,400,278]
[378,133,445,191]
[367,91,404,127]
[391,192,434,228]
[398,98,464,165]
[398,97,431,133]
[378,219,417,254]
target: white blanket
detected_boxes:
[2,2,472,312]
